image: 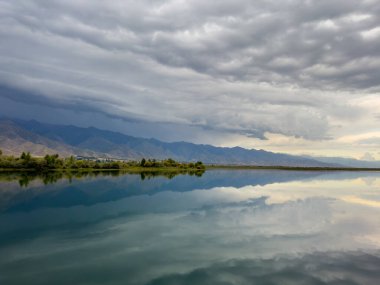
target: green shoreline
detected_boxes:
[0,151,379,173]
[1,163,379,188]
[0,167,196,172]
[0,152,206,173]
[1,165,380,172]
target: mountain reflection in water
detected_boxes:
[0,170,379,285]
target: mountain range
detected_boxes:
[0,118,378,168]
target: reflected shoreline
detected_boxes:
[1,169,379,214]
[1,167,380,188]
[0,169,205,187]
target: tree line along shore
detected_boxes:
[0,150,206,172]
[1,150,379,173]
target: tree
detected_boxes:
[140,158,146,167]
[21,152,32,161]
[44,154,60,168]
[165,158,177,167]
[66,156,75,167]
[195,161,205,169]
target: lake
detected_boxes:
[0,170,380,285]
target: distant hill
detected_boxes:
[0,119,103,158]
[307,156,380,168]
[0,118,336,167]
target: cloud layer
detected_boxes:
[0,0,379,153]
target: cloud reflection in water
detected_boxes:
[0,170,379,284]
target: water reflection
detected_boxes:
[0,170,379,285]
[147,252,380,285]
[0,170,379,213]
[0,169,206,188]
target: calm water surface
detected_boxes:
[0,170,380,284]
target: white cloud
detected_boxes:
[361,26,380,40]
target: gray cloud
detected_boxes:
[0,0,379,141]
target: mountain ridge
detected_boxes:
[0,119,105,158]
[0,118,338,167]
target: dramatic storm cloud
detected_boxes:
[0,0,379,157]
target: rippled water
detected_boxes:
[0,170,380,285]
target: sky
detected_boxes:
[0,0,379,159]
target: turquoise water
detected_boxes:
[0,170,380,284]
